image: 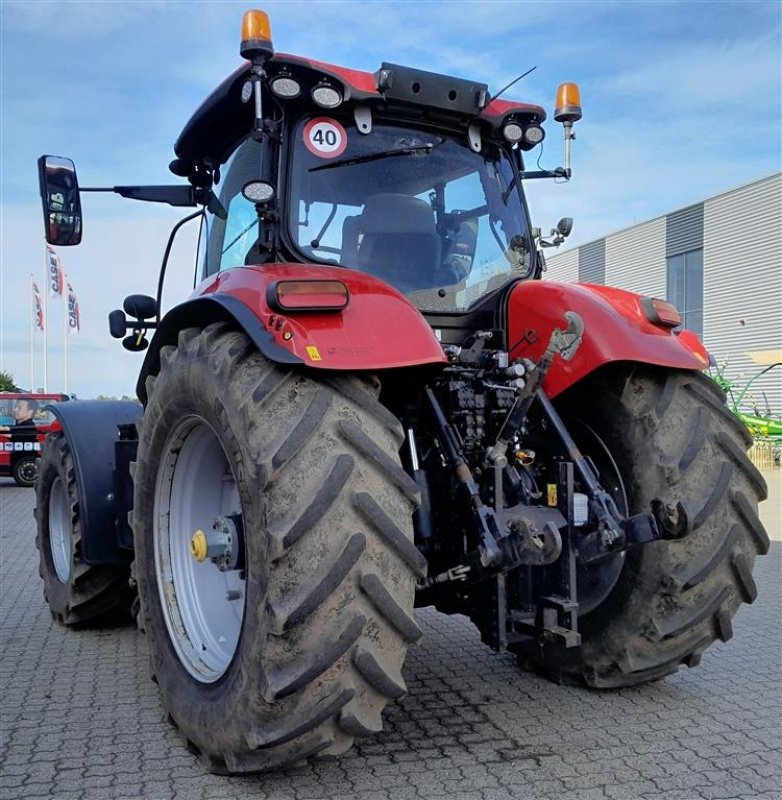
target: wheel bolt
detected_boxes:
[190,530,208,562]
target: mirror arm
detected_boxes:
[519,168,570,180]
[80,185,199,207]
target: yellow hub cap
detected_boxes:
[189,530,208,562]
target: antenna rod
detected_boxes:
[492,66,537,104]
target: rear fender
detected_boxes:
[137,264,445,402]
[507,281,709,398]
[46,400,141,564]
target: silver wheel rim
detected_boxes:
[154,417,246,683]
[49,477,71,583]
[571,418,628,615]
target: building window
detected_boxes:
[667,249,703,335]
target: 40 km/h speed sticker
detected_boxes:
[303,117,348,159]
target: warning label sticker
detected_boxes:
[303,117,348,159]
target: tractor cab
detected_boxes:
[171,12,580,315]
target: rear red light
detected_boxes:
[269,280,349,312]
[642,297,682,328]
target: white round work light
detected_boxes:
[312,84,343,109]
[502,121,524,144]
[270,76,301,99]
[242,180,275,204]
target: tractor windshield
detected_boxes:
[289,119,532,312]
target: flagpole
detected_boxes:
[63,274,69,395]
[29,274,35,391]
[42,242,48,392]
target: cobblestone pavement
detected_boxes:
[1,475,780,800]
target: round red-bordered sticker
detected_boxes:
[303,117,348,159]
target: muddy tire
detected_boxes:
[35,433,133,625]
[132,323,423,774]
[513,365,769,687]
[12,455,39,487]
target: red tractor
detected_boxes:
[35,10,768,774]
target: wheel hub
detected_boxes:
[189,515,244,572]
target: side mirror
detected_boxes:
[556,217,573,238]
[38,155,83,246]
[123,294,157,320]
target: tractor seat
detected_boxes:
[351,193,442,292]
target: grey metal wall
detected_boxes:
[543,247,578,282]
[703,173,782,417]
[666,204,704,257]
[606,216,666,297]
[578,239,606,283]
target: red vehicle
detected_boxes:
[33,9,767,774]
[0,393,66,487]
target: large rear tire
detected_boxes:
[512,365,769,687]
[132,323,423,773]
[35,433,133,625]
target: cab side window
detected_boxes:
[201,138,265,278]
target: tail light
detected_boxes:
[268,280,349,312]
[642,297,682,328]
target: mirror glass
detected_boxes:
[38,155,82,246]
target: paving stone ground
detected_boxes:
[1,472,780,800]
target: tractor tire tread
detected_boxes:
[35,433,132,626]
[511,366,768,688]
[131,327,420,773]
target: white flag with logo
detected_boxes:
[67,281,80,334]
[46,244,64,298]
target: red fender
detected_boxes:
[507,281,709,398]
[193,264,447,370]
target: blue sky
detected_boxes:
[1,0,780,397]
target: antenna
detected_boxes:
[491,66,537,104]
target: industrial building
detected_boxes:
[544,172,781,418]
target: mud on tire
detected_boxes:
[35,433,133,625]
[132,323,423,773]
[513,365,769,687]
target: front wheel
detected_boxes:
[132,324,423,773]
[513,365,769,687]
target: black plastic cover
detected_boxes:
[377,62,488,115]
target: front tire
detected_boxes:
[35,433,133,625]
[513,365,769,687]
[132,324,423,773]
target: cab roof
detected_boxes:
[172,53,547,176]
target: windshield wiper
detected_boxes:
[309,143,439,173]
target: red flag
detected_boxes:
[32,281,44,331]
[46,244,64,298]
[67,281,80,335]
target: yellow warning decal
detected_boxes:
[306,345,322,361]
[547,484,557,507]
